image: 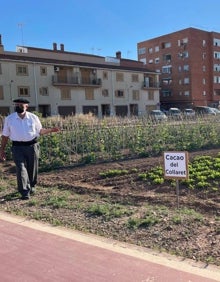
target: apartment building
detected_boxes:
[0,35,160,117]
[137,27,220,110]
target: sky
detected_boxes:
[1,0,220,60]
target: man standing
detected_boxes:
[0,98,60,200]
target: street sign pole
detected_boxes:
[163,151,189,209]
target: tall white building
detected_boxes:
[0,35,160,117]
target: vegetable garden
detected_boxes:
[6,114,220,170]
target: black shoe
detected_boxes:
[21,194,30,200]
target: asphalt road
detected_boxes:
[0,212,219,282]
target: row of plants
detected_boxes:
[4,114,220,170]
[99,154,220,192]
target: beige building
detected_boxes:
[0,35,160,117]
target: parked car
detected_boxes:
[183,108,196,118]
[167,108,182,120]
[149,110,167,122]
[210,107,220,115]
[194,106,216,116]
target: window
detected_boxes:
[214,64,220,71]
[148,47,153,54]
[203,40,206,47]
[103,71,108,80]
[85,89,94,100]
[179,51,189,59]
[162,78,172,85]
[0,85,3,99]
[116,72,124,81]
[162,42,171,48]
[178,38,188,46]
[203,91,206,96]
[140,58,146,64]
[61,88,71,100]
[16,64,28,76]
[184,77,189,84]
[214,76,220,83]
[115,90,124,97]
[131,74,139,82]
[203,78,206,85]
[138,47,146,55]
[162,66,172,74]
[203,65,206,72]
[39,87,49,96]
[155,46,159,52]
[163,54,171,62]
[183,51,189,58]
[18,86,30,96]
[102,89,109,97]
[148,91,154,100]
[214,51,220,59]
[155,58,159,64]
[162,90,172,97]
[40,66,47,76]
[214,38,220,46]
[0,63,2,74]
[184,91,190,96]
[183,65,189,71]
[132,90,139,100]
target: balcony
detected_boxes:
[52,75,102,88]
[142,81,160,89]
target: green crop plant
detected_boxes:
[99,169,129,178]
[136,154,220,193]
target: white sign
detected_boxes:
[105,56,120,64]
[163,151,189,179]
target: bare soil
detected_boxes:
[0,148,220,266]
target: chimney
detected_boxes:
[60,44,64,52]
[53,43,57,51]
[116,51,121,59]
[0,34,4,53]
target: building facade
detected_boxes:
[0,36,160,117]
[137,27,220,110]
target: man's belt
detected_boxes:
[12,137,38,146]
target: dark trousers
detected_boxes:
[11,143,40,196]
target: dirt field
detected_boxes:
[0,148,220,266]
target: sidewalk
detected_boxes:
[0,212,219,282]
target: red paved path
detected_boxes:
[0,212,219,282]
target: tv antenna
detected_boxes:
[127,50,131,58]
[18,23,24,46]
[97,48,102,55]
